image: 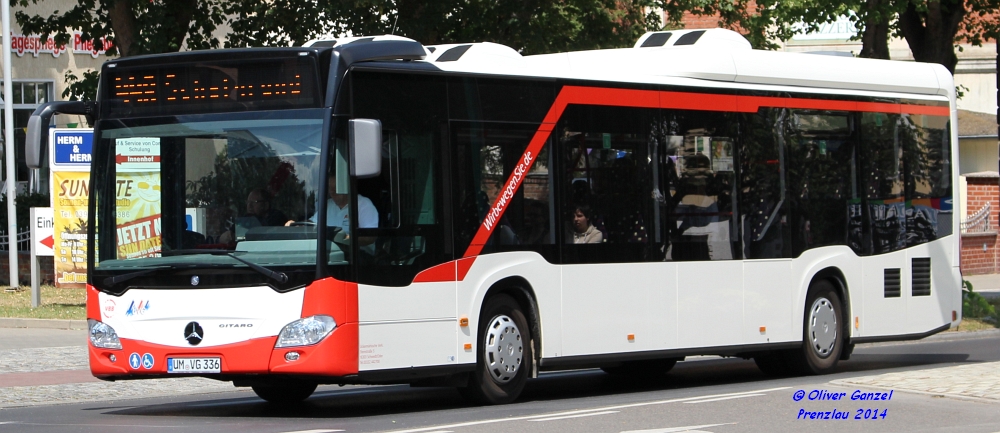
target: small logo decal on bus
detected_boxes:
[191,276,200,286]
[184,322,204,346]
[102,299,116,318]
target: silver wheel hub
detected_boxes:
[809,297,837,358]
[484,314,523,384]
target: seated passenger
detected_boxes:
[567,204,603,244]
[219,188,288,244]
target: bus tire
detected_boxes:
[796,280,844,374]
[601,358,678,376]
[459,294,532,405]
[251,381,318,404]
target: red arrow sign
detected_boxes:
[115,154,161,165]
[40,235,54,250]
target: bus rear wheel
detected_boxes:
[459,294,532,405]
[251,381,318,404]
[755,280,844,376]
[799,281,844,374]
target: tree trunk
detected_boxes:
[859,0,890,59]
[898,0,966,73]
[107,0,139,57]
[163,0,198,52]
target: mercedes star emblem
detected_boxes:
[184,321,204,346]
[191,276,200,286]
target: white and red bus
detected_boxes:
[27,29,961,405]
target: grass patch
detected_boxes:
[0,286,86,320]
[950,317,999,332]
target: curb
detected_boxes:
[0,318,87,330]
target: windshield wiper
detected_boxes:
[103,265,178,286]
[160,249,289,283]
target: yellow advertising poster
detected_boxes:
[115,171,163,259]
[53,171,90,288]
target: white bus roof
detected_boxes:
[414,28,952,100]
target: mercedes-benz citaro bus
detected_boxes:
[26,29,962,405]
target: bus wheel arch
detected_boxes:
[460,277,540,404]
[810,267,854,361]
[796,275,847,374]
[755,268,850,376]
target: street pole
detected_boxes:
[2,0,20,289]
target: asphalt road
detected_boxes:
[1,330,999,433]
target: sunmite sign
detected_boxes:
[9,31,114,58]
[49,129,93,288]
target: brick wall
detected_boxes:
[961,175,1000,275]
[0,252,55,286]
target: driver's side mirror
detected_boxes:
[349,119,382,178]
[25,101,95,169]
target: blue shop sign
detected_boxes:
[53,130,93,166]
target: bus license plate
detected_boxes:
[167,357,221,373]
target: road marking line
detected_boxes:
[279,430,345,433]
[681,394,765,404]
[384,387,788,433]
[529,410,620,422]
[621,423,733,433]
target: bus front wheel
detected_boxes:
[459,294,532,405]
[251,381,318,404]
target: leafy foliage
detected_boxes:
[17,0,661,101]
[963,280,998,320]
[0,191,50,234]
[658,0,1000,73]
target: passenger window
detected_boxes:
[660,111,738,261]
[558,105,657,264]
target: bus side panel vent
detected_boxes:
[912,258,931,297]
[884,268,901,298]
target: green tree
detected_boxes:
[658,0,1000,73]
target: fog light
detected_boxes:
[285,351,301,362]
[109,354,117,363]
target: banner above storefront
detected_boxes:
[8,31,115,58]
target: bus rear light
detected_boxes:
[275,315,336,348]
[88,319,122,350]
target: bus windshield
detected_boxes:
[91,108,334,291]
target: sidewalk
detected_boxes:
[964,273,1000,298]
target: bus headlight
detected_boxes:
[275,315,337,348]
[88,319,122,350]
